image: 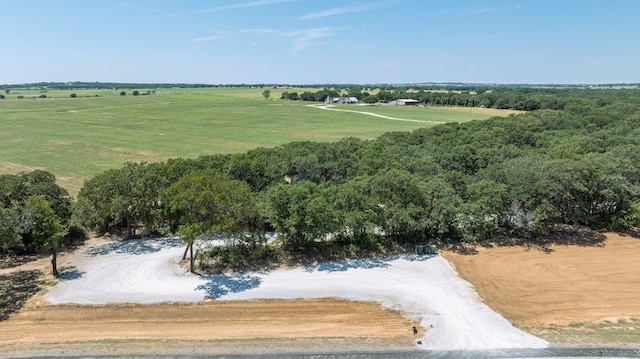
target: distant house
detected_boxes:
[324,96,359,104]
[389,99,420,106]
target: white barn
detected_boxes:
[389,99,420,106]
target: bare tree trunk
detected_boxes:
[126,217,132,239]
[189,243,194,273]
[182,245,189,260]
[51,248,59,277]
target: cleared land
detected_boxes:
[2,233,640,355]
[443,232,640,345]
[0,299,417,355]
[0,236,546,356]
[0,87,510,195]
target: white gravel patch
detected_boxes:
[45,238,547,351]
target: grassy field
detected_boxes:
[0,87,508,196]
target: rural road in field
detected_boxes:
[308,104,446,123]
[45,238,547,351]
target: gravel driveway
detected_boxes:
[45,238,547,351]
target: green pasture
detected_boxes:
[0,87,495,196]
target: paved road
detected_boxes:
[18,347,640,359]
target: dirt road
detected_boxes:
[308,104,444,123]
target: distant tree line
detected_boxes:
[278,86,640,112]
[4,81,637,93]
[3,87,640,274]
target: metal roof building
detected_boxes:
[389,99,420,106]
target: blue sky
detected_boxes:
[1,0,638,85]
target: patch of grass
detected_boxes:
[0,88,496,196]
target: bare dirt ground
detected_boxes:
[0,298,418,356]
[443,232,640,345]
[3,232,639,356]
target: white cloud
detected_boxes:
[193,30,237,42]
[193,35,225,43]
[188,0,298,15]
[103,0,299,21]
[299,2,389,20]
[100,0,193,20]
[194,26,340,51]
[283,27,340,51]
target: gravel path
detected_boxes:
[307,104,445,123]
[45,238,547,351]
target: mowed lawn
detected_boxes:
[0,87,499,195]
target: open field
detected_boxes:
[0,87,509,196]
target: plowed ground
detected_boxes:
[443,232,640,344]
[0,298,418,355]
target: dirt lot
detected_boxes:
[0,298,418,355]
[443,232,640,344]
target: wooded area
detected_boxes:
[2,86,640,274]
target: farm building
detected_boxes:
[324,96,359,104]
[389,99,420,106]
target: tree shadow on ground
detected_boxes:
[85,237,181,257]
[57,265,85,280]
[496,225,607,254]
[200,239,439,275]
[305,257,390,272]
[304,253,438,272]
[618,228,640,239]
[445,243,479,255]
[0,270,43,321]
[0,253,44,270]
[446,225,607,255]
[196,274,262,299]
[0,236,87,270]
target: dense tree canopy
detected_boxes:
[163,170,256,272]
[0,171,75,275]
[75,92,640,248]
[4,85,640,272]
